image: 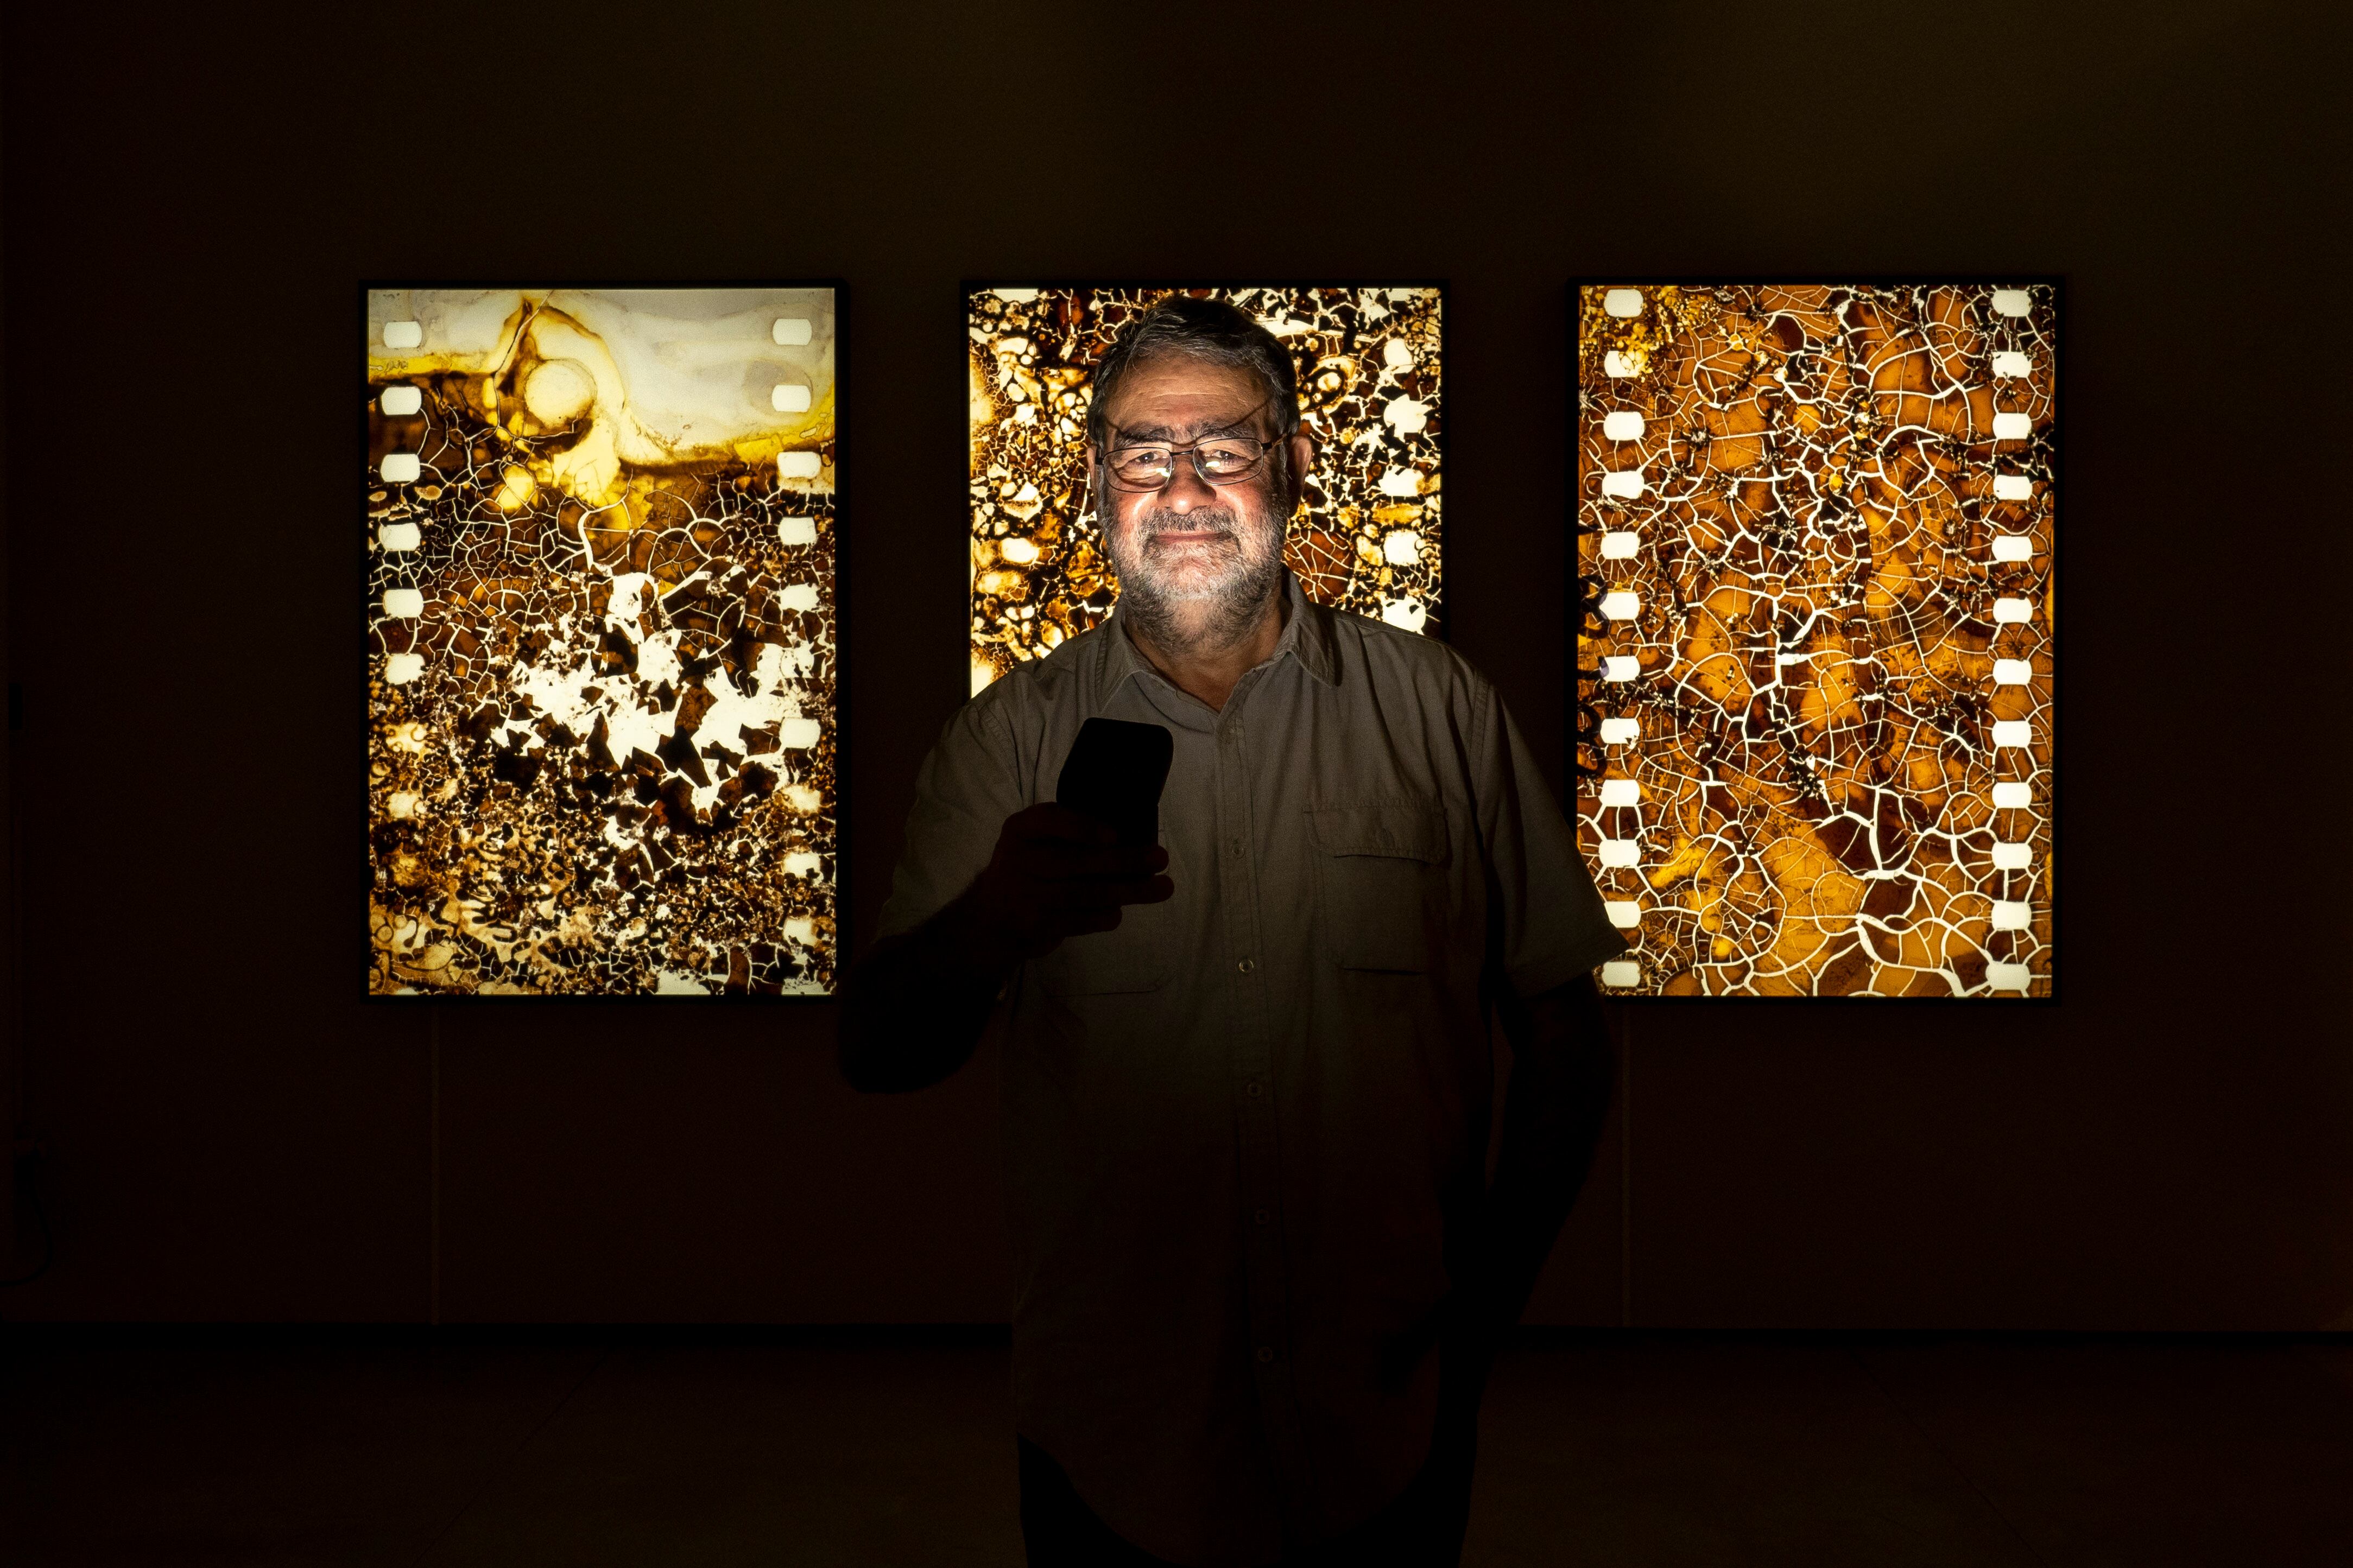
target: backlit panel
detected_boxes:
[968,285,1444,694]
[1575,283,2055,998]
[366,288,838,996]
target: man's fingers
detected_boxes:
[1013,841,1166,884]
[1003,802,1117,847]
[1047,905,1123,938]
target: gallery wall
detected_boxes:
[1,0,2346,1328]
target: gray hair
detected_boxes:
[1086,295,1302,452]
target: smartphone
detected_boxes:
[1055,718,1174,848]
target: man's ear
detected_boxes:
[1285,430,1315,511]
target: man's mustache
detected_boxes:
[1135,507,1243,540]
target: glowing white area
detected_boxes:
[1381,598,1428,632]
[1603,410,1645,441]
[1603,289,1644,317]
[772,383,812,414]
[1992,289,2033,317]
[654,970,711,995]
[379,522,421,552]
[1377,466,1423,498]
[1384,396,1430,436]
[1383,338,1414,370]
[1600,960,1642,988]
[1599,717,1640,745]
[1986,961,2033,990]
[1993,659,2034,685]
[1991,534,2033,562]
[1994,474,2034,501]
[783,916,817,945]
[1601,469,1645,499]
[1991,900,2032,930]
[380,453,421,484]
[1993,720,2032,747]
[1600,590,1640,620]
[779,719,821,749]
[777,516,817,546]
[1993,782,2033,809]
[1994,597,2033,624]
[1383,530,1420,566]
[774,583,820,612]
[1992,842,2033,870]
[379,386,422,416]
[1604,351,1636,378]
[1598,839,1640,868]
[783,852,823,878]
[773,317,813,346]
[383,320,423,348]
[366,290,836,486]
[1605,900,1641,929]
[1603,656,1639,682]
[1993,350,2033,377]
[387,791,420,819]
[385,652,424,684]
[779,452,822,480]
[1994,412,2033,440]
[1600,778,1641,807]
[1601,531,1640,560]
[382,588,424,619]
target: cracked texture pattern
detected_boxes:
[967,286,1443,693]
[366,288,838,996]
[1576,283,2054,998]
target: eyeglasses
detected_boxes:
[1099,401,1285,492]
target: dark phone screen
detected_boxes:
[1055,718,1173,848]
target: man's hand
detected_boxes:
[838,804,1173,1094]
[961,804,1174,970]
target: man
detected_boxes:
[842,296,1625,1567]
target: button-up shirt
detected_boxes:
[876,572,1623,1566]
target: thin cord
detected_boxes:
[0,1147,52,1288]
[430,1007,441,1328]
[1618,1007,1633,1329]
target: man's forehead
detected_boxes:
[1099,358,1266,440]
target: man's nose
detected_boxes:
[1160,454,1217,510]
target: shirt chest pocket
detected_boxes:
[1308,799,1451,974]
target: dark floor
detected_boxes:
[4,1330,2349,1566]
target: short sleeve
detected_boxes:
[1470,680,1627,999]
[874,687,1031,940]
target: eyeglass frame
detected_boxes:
[1090,395,1297,494]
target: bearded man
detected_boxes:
[842,296,1624,1567]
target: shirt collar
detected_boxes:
[1098,569,1340,704]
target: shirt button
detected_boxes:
[1237,956,1254,974]
[1244,1080,1264,1099]
[1254,1208,1271,1226]
[1256,1345,1275,1364]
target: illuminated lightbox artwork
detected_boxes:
[366,288,838,996]
[968,286,1443,693]
[1575,283,2055,998]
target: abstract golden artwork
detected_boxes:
[366,288,839,996]
[1575,283,2055,998]
[967,286,1443,694]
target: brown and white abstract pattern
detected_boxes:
[366,288,838,996]
[967,286,1444,694]
[1576,283,2055,998]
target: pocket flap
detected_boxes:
[1308,800,1447,864]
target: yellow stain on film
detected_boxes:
[365,289,838,996]
[1577,284,2054,998]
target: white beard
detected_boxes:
[1105,493,1287,656]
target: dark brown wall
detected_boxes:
[2,0,2346,1328]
